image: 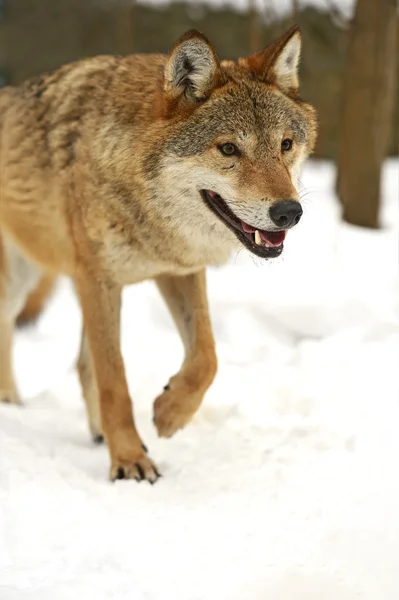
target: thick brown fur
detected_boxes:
[0,27,317,481]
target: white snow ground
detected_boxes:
[0,159,398,599]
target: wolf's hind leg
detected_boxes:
[0,230,44,404]
[0,316,20,405]
[0,235,20,405]
[77,328,103,442]
[16,274,56,326]
[153,269,217,438]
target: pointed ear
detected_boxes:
[164,30,221,104]
[245,26,302,95]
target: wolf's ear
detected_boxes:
[245,26,302,95]
[164,30,220,104]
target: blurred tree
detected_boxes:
[248,0,261,53]
[292,0,300,23]
[118,1,135,54]
[336,0,397,228]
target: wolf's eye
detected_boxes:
[281,138,293,152]
[219,143,238,156]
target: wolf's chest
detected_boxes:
[99,229,207,285]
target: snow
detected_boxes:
[0,159,398,599]
[137,0,355,19]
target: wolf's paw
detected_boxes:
[0,389,22,405]
[110,452,161,483]
[89,420,104,444]
[153,386,198,438]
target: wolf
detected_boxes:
[0,26,317,482]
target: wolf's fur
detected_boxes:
[0,27,317,481]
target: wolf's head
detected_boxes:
[149,27,317,260]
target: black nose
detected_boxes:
[269,200,303,229]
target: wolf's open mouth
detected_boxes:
[200,189,286,259]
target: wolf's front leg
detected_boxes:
[154,269,217,438]
[75,269,160,483]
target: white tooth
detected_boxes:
[254,230,262,245]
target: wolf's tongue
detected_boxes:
[242,222,256,234]
[259,230,286,246]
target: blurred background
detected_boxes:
[0,0,397,227]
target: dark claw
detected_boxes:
[141,443,148,454]
[115,467,125,480]
[154,467,162,479]
[93,434,104,445]
[163,384,170,391]
[136,463,145,480]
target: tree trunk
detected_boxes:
[336,0,397,229]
